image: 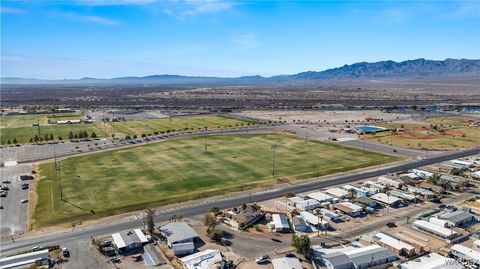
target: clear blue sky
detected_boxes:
[1,0,479,79]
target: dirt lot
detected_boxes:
[236,110,411,124]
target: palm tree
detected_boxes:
[315,209,323,237]
[348,188,356,199]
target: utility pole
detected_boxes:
[305,127,308,143]
[204,127,208,153]
[271,144,277,182]
[185,114,188,130]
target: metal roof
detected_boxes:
[439,210,474,224]
[322,252,351,267]
[272,214,290,230]
[345,244,396,267]
[160,222,199,245]
[272,257,302,269]
[413,220,457,238]
[112,229,148,249]
[142,244,165,267]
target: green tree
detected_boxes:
[91,132,97,138]
[12,138,18,144]
[68,131,74,140]
[292,234,311,257]
[49,133,54,141]
[203,213,218,234]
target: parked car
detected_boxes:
[0,186,9,191]
[100,240,112,247]
[2,180,11,184]
[0,191,7,197]
[255,255,270,264]
[0,204,4,209]
[22,183,29,190]
[284,253,296,258]
[386,222,396,228]
[21,199,29,203]
[32,246,42,251]
[110,257,121,263]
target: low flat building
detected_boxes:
[326,187,350,198]
[411,169,434,179]
[354,197,381,208]
[389,190,417,203]
[372,232,416,257]
[180,249,222,269]
[370,193,403,207]
[112,229,149,254]
[315,244,397,269]
[343,185,371,197]
[397,252,463,269]
[320,208,340,222]
[419,182,446,194]
[295,198,321,211]
[0,249,49,269]
[159,222,200,255]
[272,257,302,269]
[300,211,330,230]
[412,220,464,243]
[377,175,403,188]
[292,216,310,233]
[334,202,364,217]
[438,210,476,227]
[406,186,435,198]
[450,244,480,266]
[270,213,291,233]
[307,191,334,203]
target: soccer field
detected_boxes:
[102,115,259,137]
[34,133,400,227]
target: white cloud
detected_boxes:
[0,7,26,14]
[50,11,119,25]
[181,0,235,17]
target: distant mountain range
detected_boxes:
[2,58,479,85]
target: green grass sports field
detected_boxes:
[34,133,399,227]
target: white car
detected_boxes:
[21,199,29,203]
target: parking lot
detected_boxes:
[0,163,33,239]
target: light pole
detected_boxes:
[204,127,208,153]
[271,144,277,182]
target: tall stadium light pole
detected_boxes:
[185,114,188,130]
[204,127,208,153]
[305,127,308,143]
[271,144,277,182]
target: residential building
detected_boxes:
[377,175,403,188]
[450,159,474,170]
[326,187,350,198]
[320,208,340,222]
[389,190,418,203]
[112,229,149,254]
[307,191,334,203]
[295,198,321,211]
[397,252,463,269]
[272,257,302,269]
[270,213,291,233]
[411,169,434,179]
[370,193,403,207]
[354,197,381,208]
[159,222,200,255]
[292,216,310,233]
[450,244,480,266]
[419,182,446,194]
[372,232,416,257]
[438,210,476,227]
[300,211,330,230]
[225,203,263,229]
[406,186,435,199]
[343,185,371,197]
[334,202,364,217]
[180,249,222,269]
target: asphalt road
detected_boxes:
[338,139,431,158]
[1,146,479,256]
